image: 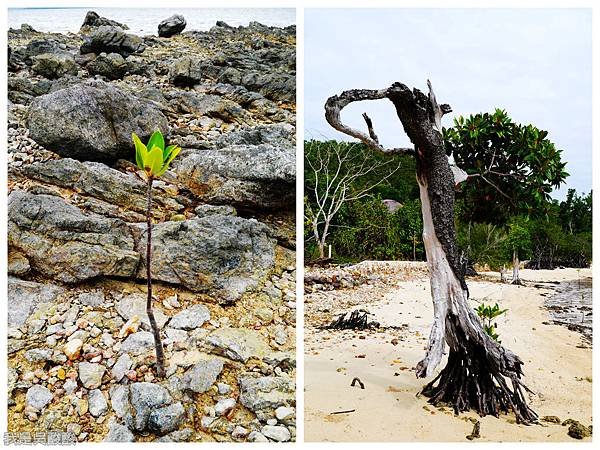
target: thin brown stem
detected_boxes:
[146,176,166,379]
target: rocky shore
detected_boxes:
[8,11,296,442]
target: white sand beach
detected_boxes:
[304,265,592,442]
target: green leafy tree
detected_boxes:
[456,222,507,271]
[445,108,568,224]
[503,217,532,284]
[132,130,181,379]
[444,109,568,281]
[329,196,424,262]
[559,189,592,234]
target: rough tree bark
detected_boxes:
[325,81,537,423]
[146,176,166,378]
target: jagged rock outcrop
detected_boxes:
[27,81,168,161]
[175,144,295,210]
[80,26,145,57]
[8,190,140,282]
[135,215,276,301]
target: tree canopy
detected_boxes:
[444,108,568,224]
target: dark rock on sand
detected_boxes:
[158,15,187,38]
[81,11,129,31]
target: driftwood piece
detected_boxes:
[351,377,365,389]
[326,310,379,330]
[330,409,356,415]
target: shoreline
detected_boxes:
[304,265,592,442]
[8,8,295,36]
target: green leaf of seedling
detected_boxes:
[147,130,165,152]
[156,146,181,178]
[146,145,163,177]
[163,144,177,162]
[132,133,148,171]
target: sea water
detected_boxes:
[8,7,295,36]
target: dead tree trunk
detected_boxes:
[325,81,537,423]
[512,248,523,285]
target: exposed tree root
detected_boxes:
[421,316,538,424]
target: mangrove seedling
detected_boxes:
[475,303,508,343]
[132,130,181,378]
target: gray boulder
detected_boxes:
[194,204,236,218]
[204,328,269,362]
[168,304,210,330]
[77,290,105,307]
[169,92,249,123]
[116,294,168,330]
[8,191,139,283]
[88,389,108,417]
[80,26,144,57]
[78,362,106,389]
[104,421,135,442]
[17,39,61,64]
[175,144,295,210]
[7,251,30,276]
[169,57,202,87]
[109,385,131,418]
[26,385,53,410]
[135,215,275,301]
[27,81,168,161]
[238,375,295,414]
[24,348,52,362]
[147,402,186,435]
[261,425,291,442]
[111,353,133,381]
[155,428,194,442]
[127,382,172,431]
[215,123,295,148]
[7,277,64,326]
[8,77,52,104]
[158,15,187,38]
[181,358,224,393]
[81,11,129,30]
[119,331,155,356]
[87,52,127,80]
[31,53,78,79]
[219,68,295,103]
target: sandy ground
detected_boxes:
[304,266,592,442]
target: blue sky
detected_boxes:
[304,8,592,199]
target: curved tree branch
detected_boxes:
[325,88,415,155]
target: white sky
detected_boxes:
[304,8,592,200]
